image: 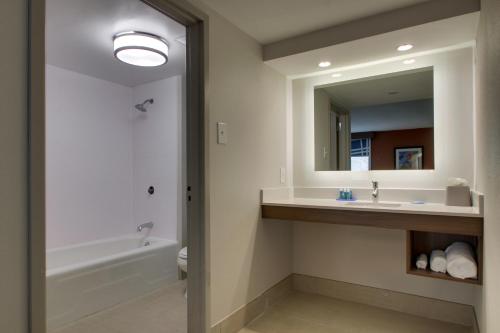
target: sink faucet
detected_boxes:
[371,181,379,201]
[137,221,154,232]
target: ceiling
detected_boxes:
[265,13,479,78]
[198,0,429,44]
[322,68,433,108]
[46,0,186,87]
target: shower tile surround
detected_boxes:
[46,65,183,249]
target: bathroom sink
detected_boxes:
[345,202,402,208]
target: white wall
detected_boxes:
[293,47,475,188]
[475,0,500,331]
[0,0,28,331]
[46,65,182,249]
[46,65,134,248]
[291,47,480,306]
[132,76,182,242]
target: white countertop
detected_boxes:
[261,188,483,218]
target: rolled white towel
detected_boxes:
[445,242,477,279]
[416,253,428,270]
[430,250,447,273]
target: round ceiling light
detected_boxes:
[397,44,414,52]
[331,73,342,78]
[318,61,331,68]
[403,59,416,64]
[113,31,169,67]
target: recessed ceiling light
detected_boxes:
[397,44,414,52]
[331,73,342,78]
[318,61,331,68]
[114,31,169,67]
[403,59,416,65]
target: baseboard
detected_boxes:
[210,275,293,333]
[293,274,476,327]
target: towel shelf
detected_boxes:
[406,231,482,285]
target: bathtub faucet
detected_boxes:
[137,221,154,232]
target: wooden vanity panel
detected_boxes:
[262,204,483,285]
[261,205,483,236]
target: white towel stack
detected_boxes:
[430,250,447,273]
[416,253,428,270]
[445,242,477,279]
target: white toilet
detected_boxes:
[177,247,188,273]
[177,247,188,297]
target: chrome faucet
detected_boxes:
[137,221,154,232]
[371,181,379,201]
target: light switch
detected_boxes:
[280,167,286,184]
[217,122,227,144]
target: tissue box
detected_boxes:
[446,186,471,206]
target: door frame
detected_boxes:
[28,0,209,332]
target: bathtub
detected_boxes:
[46,235,179,330]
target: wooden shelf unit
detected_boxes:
[406,231,482,285]
[262,204,483,284]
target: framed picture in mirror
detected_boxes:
[394,146,423,170]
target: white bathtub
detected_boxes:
[46,235,179,330]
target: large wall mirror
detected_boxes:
[314,67,434,171]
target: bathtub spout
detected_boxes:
[137,222,154,232]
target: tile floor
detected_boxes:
[50,280,187,333]
[239,291,471,333]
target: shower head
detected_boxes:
[135,98,154,112]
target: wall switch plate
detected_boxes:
[217,122,227,144]
[280,167,286,184]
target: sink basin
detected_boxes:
[345,202,402,208]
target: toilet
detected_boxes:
[177,247,188,297]
[177,247,188,273]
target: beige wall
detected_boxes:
[187,1,293,326]
[0,0,28,332]
[291,48,480,306]
[475,0,500,331]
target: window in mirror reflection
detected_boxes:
[314,67,434,171]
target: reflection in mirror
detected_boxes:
[314,67,434,171]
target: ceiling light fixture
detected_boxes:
[113,31,169,67]
[403,59,416,65]
[397,44,414,52]
[318,61,331,68]
[331,73,342,78]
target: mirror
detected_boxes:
[314,67,434,171]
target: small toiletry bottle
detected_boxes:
[338,188,343,200]
[348,188,353,200]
